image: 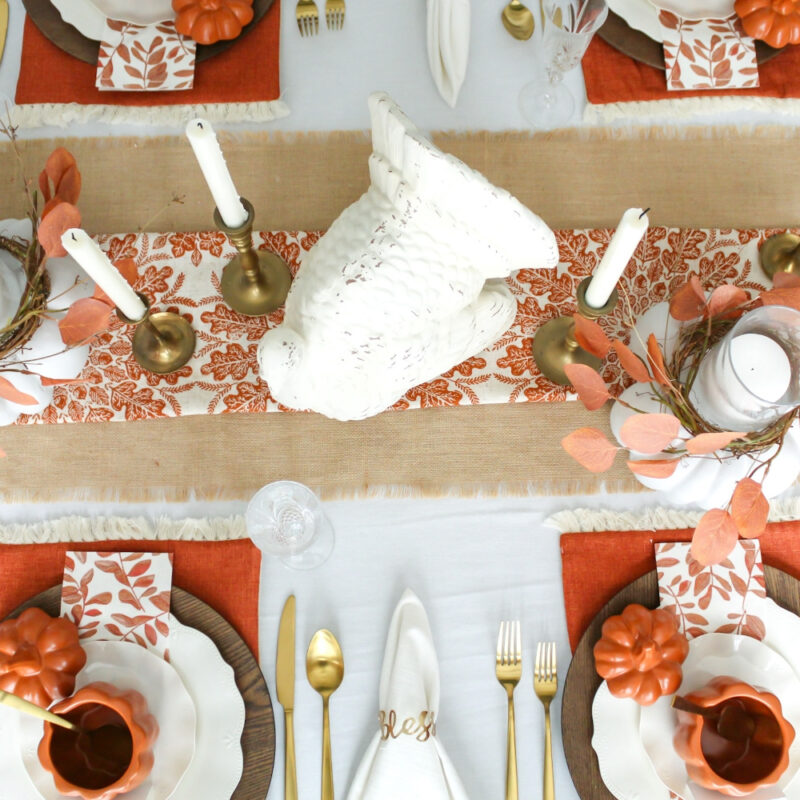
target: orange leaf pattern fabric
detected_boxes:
[96,20,196,92]
[61,551,173,657]
[656,540,766,641]
[10,227,774,426]
[658,11,759,92]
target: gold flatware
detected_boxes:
[534,641,558,800]
[296,0,320,36]
[277,595,298,800]
[501,0,535,40]
[496,620,522,800]
[325,0,345,30]
[0,0,8,64]
[306,629,344,800]
[0,689,78,731]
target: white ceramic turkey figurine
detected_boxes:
[258,92,558,421]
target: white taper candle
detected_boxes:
[185,118,248,228]
[585,208,649,309]
[60,229,147,321]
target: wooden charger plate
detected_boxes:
[561,565,800,800]
[597,10,780,69]
[21,0,276,64]
[9,585,275,800]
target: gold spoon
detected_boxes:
[0,689,79,731]
[501,0,535,40]
[306,629,344,800]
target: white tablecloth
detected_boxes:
[0,0,794,140]
[0,490,700,800]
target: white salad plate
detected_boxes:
[1,616,244,800]
[607,0,736,44]
[19,639,196,800]
[607,0,663,41]
[50,0,175,42]
[592,593,800,800]
[648,0,736,21]
[640,633,800,800]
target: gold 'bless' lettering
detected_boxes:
[378,710,437,742]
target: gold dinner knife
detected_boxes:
[0,1,8,65]
[276,595,297,800]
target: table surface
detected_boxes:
[1,0,795,140]
[2,488,776,800]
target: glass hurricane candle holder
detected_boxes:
[689,305,800,431]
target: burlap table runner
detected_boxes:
[0,127,797,501]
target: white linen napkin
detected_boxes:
[426,0,471,107]
[347,589,470,800]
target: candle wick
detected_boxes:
[640,208,651,219]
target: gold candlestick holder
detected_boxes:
[759,232,800,280]
[215,197,293,317]
[117,293,196,374]
[532,276,618,386]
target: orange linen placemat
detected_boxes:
[15,3,280,108]
[0,539,261,656]
[582,36,800,105]
[561,521,800,652]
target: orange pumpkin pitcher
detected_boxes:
[674,676,795,796]
[38,681,159,800]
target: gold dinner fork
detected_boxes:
[325,0,345,30]
[534,641,558,800]
[496,620,522,800]
[296,0,319,36]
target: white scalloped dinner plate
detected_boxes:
[50,0,175,42]
[592,594,800,800]
[4,617,244,800]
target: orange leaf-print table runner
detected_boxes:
[13,227,776,425]
[561,522,800,652]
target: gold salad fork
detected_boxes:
[534,642,558,800]
[296,0,319,36]
[496,620,522,800]
[325,0,345,30]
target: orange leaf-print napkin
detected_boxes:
[655,540,767,639]
[96,20,196,92]
[658,11,759,91]
[61,551,174,657]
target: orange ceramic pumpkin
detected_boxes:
[593,603,689,706]
[735,0,800,48]
[674,676,795,796]
[0,607,86,708]
[38,681,159,800]
[172,0,255,45]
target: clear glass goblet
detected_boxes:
[245,480,334,570]
[519,0,608,128]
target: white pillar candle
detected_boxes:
[185,118,248,228]
[61,229,147,321]
[585,208,649,308]
[729,333,791,402]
